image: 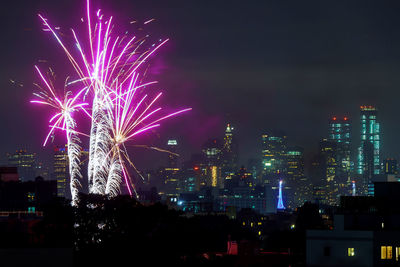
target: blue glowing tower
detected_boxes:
[277,180,285,210]
[352,180,356,196]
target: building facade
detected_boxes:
[357,106,381,195]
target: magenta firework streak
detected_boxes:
[32,0,191,200]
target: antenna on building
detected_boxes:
[277,180,285,210]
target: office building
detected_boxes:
[328,116,351,185]
[7,149,37,181]
[222,123,238,173]
[357,106,381,195]
[261,132,287,183]
[285,146,311,208]
[54,146,68,198]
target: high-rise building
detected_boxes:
[7,149,37,182]
[202,139,223,188]
[319,139,339,205]
[261,132,287,183]
[53,146,68,198]
[202,138,223,166]
[357,106,381,194]
[163,139,181,195]
[328,116,351,185]
[285,146,310,208]
[222,123,238,172]
[383,158,397,175]
[167,139,178,167]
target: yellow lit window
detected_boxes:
[348,248,355,257]
[396,247,400,261]
[382,246,393,260]
[382,246,387,259]
[388,246,393,260]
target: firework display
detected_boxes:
[31,0,191,203]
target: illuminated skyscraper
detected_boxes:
[285,146,310,208]
[357,106,380,194]
[7,149,37,182]
[319,139,339,205]
[222,123,238,172]
[163,139,181,195]
[261,132,287,183]
[202,139,223,188]
[167,139,178,167]
[53,146,68,198]
[328,116,351,185]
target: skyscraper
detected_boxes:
[53,146,68,198]
[222,123,238,172]
[202,139,223,188]
[261,132,287,183]
[328,116,351,185]
[357,106,381,194]
[319,139,339,205]
[167,139,178,167]
[163,139,181,195]
[7,149,37,182]
[285,146,310,208]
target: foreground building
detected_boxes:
[307,182,400,267]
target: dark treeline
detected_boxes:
[3,194,255,266]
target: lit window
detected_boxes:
[381,246,393,260]
[348,248,355,256]
[382,246,387,259]
[396,247,400,261]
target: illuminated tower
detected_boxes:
[277,180,285,210]
[357,106,380,194]
[53,145,68,198]
[319,139,338,205]
[202,139,223,188]
[222,123,238,172]
[261,132,287,183]
[285,146,310,208]
[328,116,351,185]
[163,139,180,195]
[352,180,356,196]
[167,139,178,167]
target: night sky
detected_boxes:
[1,0,400,169]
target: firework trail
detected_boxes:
[104,73,192,196]
[31,66,88,206]
[34,0,191,198]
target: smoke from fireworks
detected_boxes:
[31,0,191,202]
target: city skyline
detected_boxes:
[1,0,400,169]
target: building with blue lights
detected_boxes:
[357,106,381,195]
[328,116,351,187]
